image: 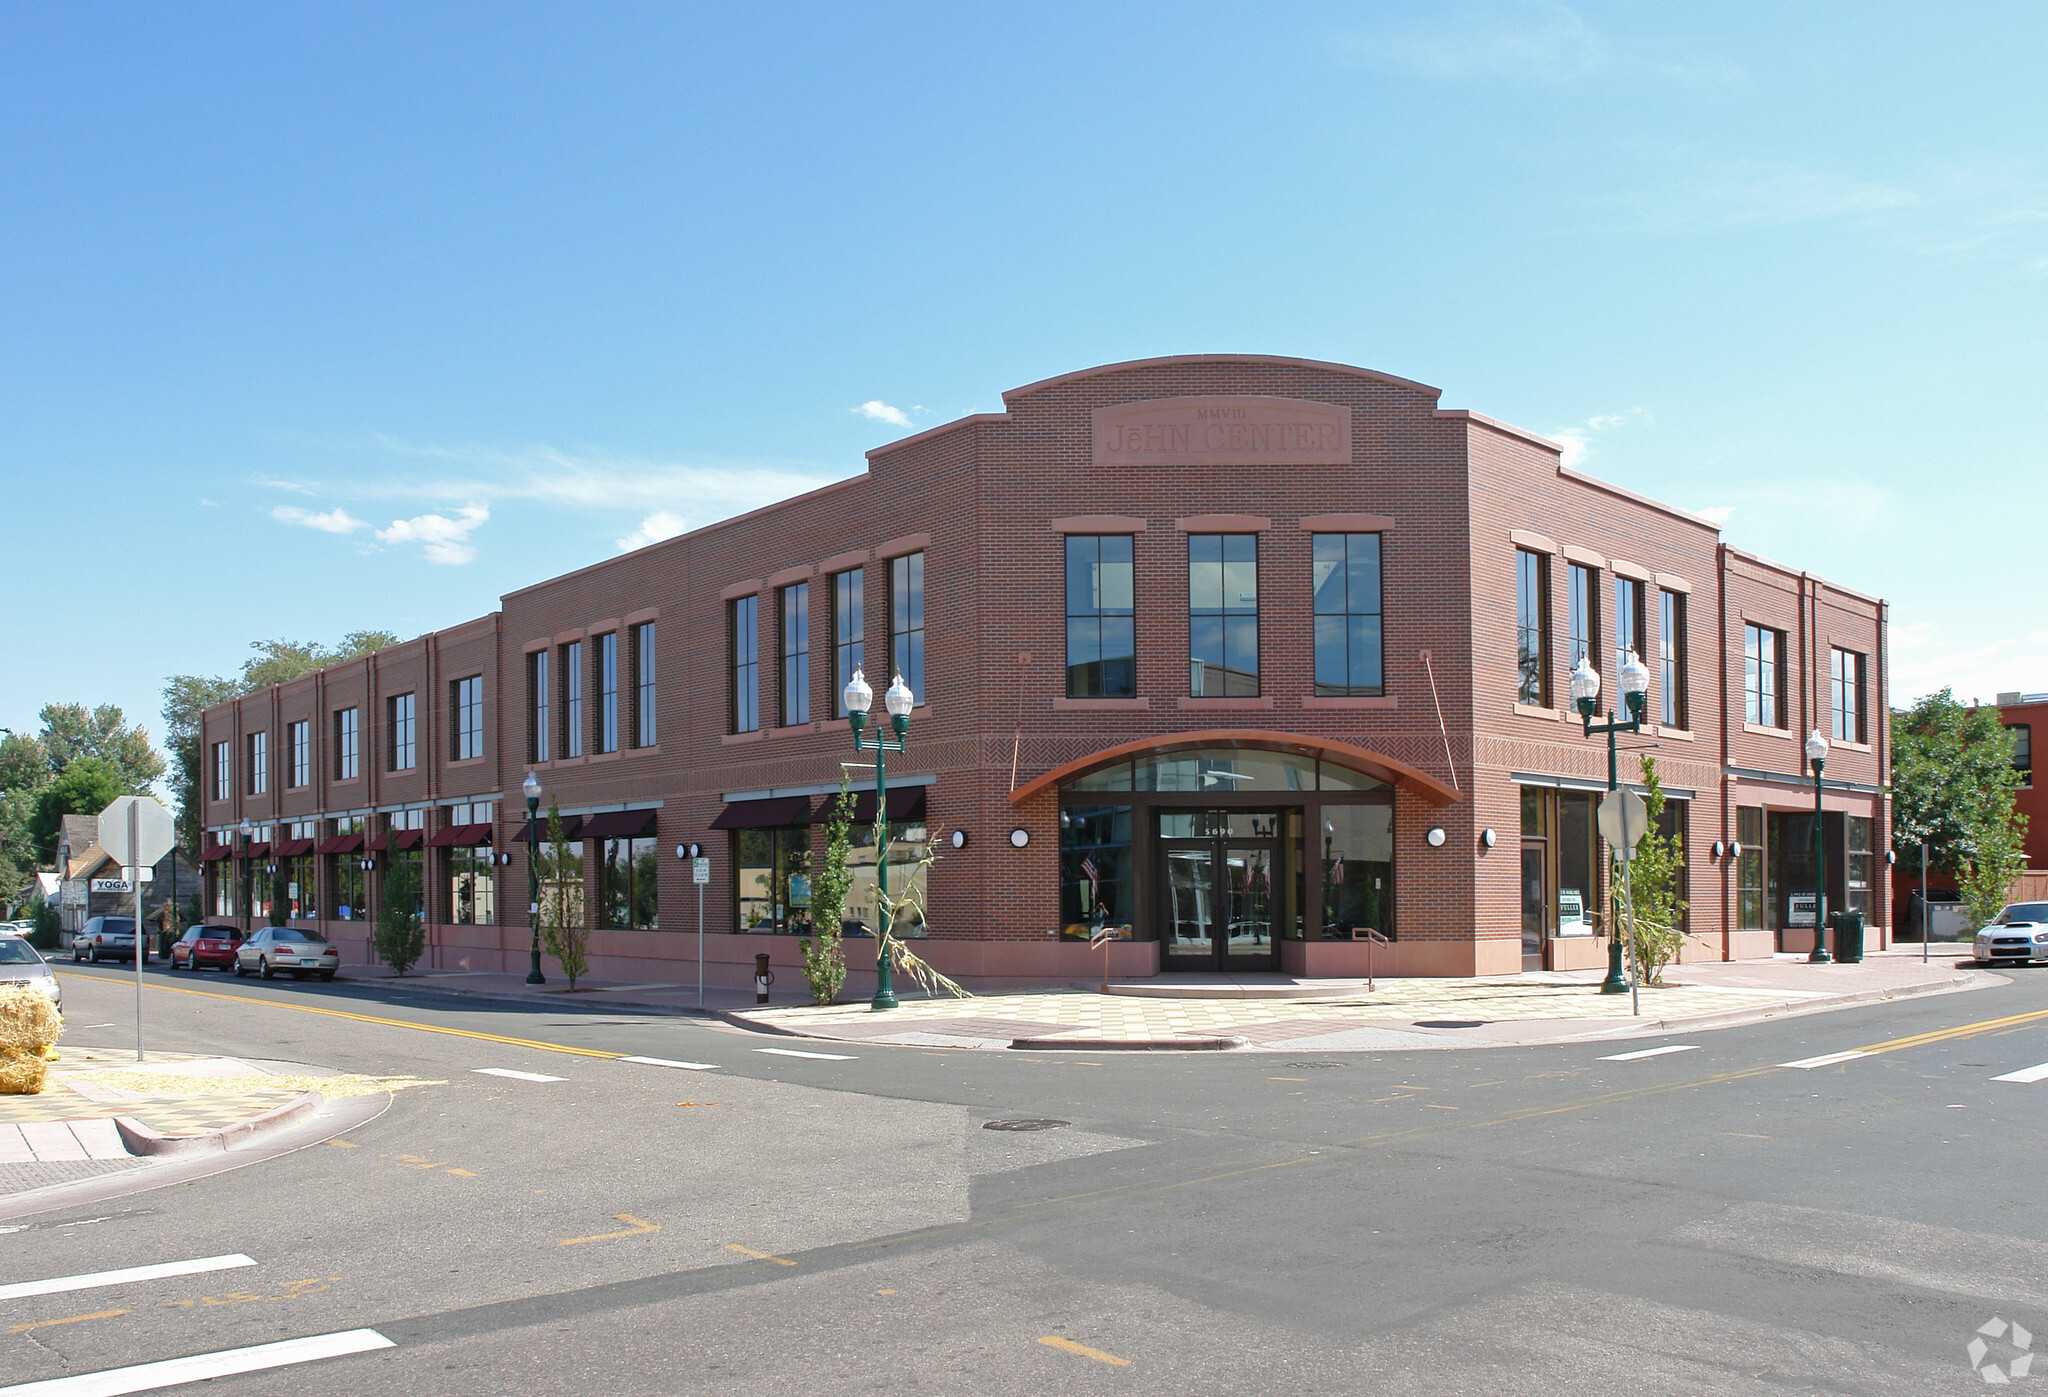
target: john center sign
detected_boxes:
[1092,396,1351,467]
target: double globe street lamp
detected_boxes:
[1805,729,1831,964]
[842,667,916,1012]
[1570,648,1650,994]
[523,770,546,985]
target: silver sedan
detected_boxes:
[0,933,62,1012]
[1973,902,2048,966]
[234,926,341,981]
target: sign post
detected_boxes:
[693,855,710,1007]
[98,796,177,1062]
[1596,789,1652,1017]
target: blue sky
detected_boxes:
[5,1,2046,754]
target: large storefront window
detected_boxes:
[448,847,496,925]
[541,840,585,929]
[601,837,659,930]
[1556,793,1597,936]
[1060,806,1132,940]
[331,816,366,924]
[1321,805,1392,940]
[1736,807,1764,929]
[283,821,317,921]
[738,825,810,933]
[1845,815,1873,916]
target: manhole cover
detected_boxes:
[1282,1061,1347,1069]
[1414,1020,1488,1029]
[982,1119,1070,1132]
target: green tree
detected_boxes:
[28,758,130,864]
[374,851,426,975]
[34,702,165,791]
[1892,689,2030,929]
[1622,756,1689,987]
[536,801,591,990]
[798,781,853,1004]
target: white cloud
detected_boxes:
[1693,505,1736,526]
[374,504,489,565]
[1549,407,1650,468]
[855,400,913,428]
[271,504,368,534]
[616,510,690,553]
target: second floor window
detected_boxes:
[288,721,310,788]
[2012,724,2033,787]
[1567,563,1598,669]
[1065,535,1134,698]
[889,552,925,705]
[1515,548,1548,706]
[1312,532,1383,697]
[1659,591,1686,728]
[1615,575,1644,673]
[732,595,759,733]
[1189,534,1259,697]
[781,582,810,726]
[530,649,551,763]
[596,633,619,753]
[334,708,359,780]
[562,641,584,758]
[389,692,416,770]
[453,675,484,760]
[833,569,863,716]
[211,740,230,801]
[248,730,268,794]
[1744,624,1782,727]
[634,622,657,748]
[1831,647,1866,743]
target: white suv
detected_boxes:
[1973,902,2048,966]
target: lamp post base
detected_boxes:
[1806,937,1832,965]
[1599,936,1630,994]
[527,945,547,985]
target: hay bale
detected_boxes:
[0,985,61,1054]
[0,1047,48,1095]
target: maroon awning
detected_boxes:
[429,823,493,847]
[315,834,365,855]
[273,838,316,856]
[511,814,583,842]
[199,845,236,863]
[241,842,271,859]
[579,809,657,841]
[812,787,927,824]
[709,796,812,830]
[393,828,425,850]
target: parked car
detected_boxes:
[1972,902,2048,966]
[170,924,246,971]
[0,930,61,1011]
[71,916,147,965]
[234,926,340,981]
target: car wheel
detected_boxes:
[259,957,273,980]
[319,971,335,982]
[88,948,99,964]
[234,957,248,977]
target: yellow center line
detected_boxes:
[1853,1006,2048,1056]
[724,1243,797,1266]
[10,1309,131,1333]
[1038,1335,1131,1366]
[559,1214,660,1246]
[59,972,623,1059]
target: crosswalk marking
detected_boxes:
[1779,1051,1874,1070]
[1991,1061,2048,1084]
[0,1256,256,1304]
[472,1068,566,1082]
[0,1328,393,1395]
[754,1048,855,1061]
[619,1056,720,1071]
[1599,1045,1701,1061]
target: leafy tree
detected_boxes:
[798,781,853,1004]
[34,703,165,792]
[536,801,591,990]
[374,851,426,975]
[1621,756,1688,987]
[28,758,130,864]
[161,631,401,852]
[1892,689,2029,929]
[0,731,48,793]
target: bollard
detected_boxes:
[754,952,774,1004]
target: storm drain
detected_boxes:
[982,1119,1071,1132]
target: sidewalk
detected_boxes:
[724,950,1989,1051]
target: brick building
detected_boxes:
[198,355,1893,990]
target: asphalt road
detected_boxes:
[4,960,2045,1394]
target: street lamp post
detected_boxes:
[1571,649,1651,994]
[238,818,254,935]
[523,771,546,985]
[842,668,914,1012]
[1806,730,1831,964]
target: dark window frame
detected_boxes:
[333,707,359,781]
[595,633,619,754]
[780,581,811,726]
[1065,534,1136,699]
[1311,532,1383,698]
[1659,590,1687,728]
[529,649,551,764]
[888,552,925,705]
[1515,548,1550,707]
[288,720,310,789]
[247,730,268,795]
[633,622,657,749]
[561,641,584,758]
[1744,624,1783,728]
[1189,533,1260,697]
[1830,646,1867,744]
[388,692,417,770]
[832,569,864,716]
[451,675,484,762]
[732,595,759,734]
[1567,562,1599,672]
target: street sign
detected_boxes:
[91,879,133,894]
[692,857,710,885]
[121,867,155,883]
[1597,789,1651,860]
[97,796,176,871]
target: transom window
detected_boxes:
[1064,748,1386,793]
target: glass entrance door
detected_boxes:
[1157,811,1281,970]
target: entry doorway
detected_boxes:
[1158,811,1280,971]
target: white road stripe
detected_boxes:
[472,1068,566,1082]
[0,1328,393,1396]
[0,1254,256,1303]
[1991,1061,2048,1083]
[619,1056,720,1071]
[754,1048,855,1061]
[1780,1050,1874,1070]
[1599,1045,1701,1061]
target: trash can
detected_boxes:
[1830,910,1865,964]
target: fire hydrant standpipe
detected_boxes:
[754,952,774,1004]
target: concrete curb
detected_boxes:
[113,1090,326,1157]
[1576,968,1984,1038]
[1009,1035,1248,1052]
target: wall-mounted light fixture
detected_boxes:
[1730,841,1743,859]
[1480,828,1497,848]
[1009,828,1030,848]
[675,842,702,861]
[951,829,969,850]
[1886,848,1897,866]
[1426,827,1447,848]
[1711,840,1726,860]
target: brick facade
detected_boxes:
[199,355,1892,989]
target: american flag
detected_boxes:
[1080,855,1100,894]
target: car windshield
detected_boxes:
[1996,903,2048,924]
[0,940,42,965]
[98,919,135,935]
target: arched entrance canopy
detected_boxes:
[1009,729,1460,808]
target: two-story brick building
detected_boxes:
[199,355,1892,990]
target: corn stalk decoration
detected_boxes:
[872,847,971,1000]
